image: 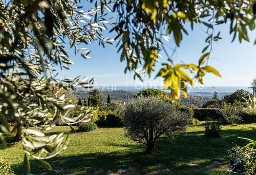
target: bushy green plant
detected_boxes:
[202,100,224,108]
[135,88,170,100]
[193,108,226,122]
[193,108,244,124]
[124,97,190,154]
[228,138,256,175]
[95,113,124,127]
[96,103,125,127]
[176,105,194,123]
[95,115,107,127]
[77,122,98,132]
[205,121,221,138]
[105,114,124,127]
[223,104,243,124]
[238,110,256,124]
[0,158,14,175]
[225,115,242,124]
[224,89,252,106]
[88,89,103,107]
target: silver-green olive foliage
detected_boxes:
[0,0,255,172]
[0,0,110,172]
[124,97,189,154]
[113,0,255,99]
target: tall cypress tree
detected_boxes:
[107,94,111,104]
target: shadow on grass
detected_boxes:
[12,127,256,175]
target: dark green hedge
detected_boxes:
[193,108,256,124]
[96,114,124,127]
[238,111,256,124]
[193,108,226,122]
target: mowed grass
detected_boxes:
[1,124,256,175]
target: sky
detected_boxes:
[56,18,256,89]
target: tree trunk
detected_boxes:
[145,128,155,154]
[12,123,22,142]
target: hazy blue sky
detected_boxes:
[56,22,256,89]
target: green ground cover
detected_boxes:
[1,124,256,175]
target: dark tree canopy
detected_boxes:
[212,92,220,101]
[88,89,103,107]
[224,89,252,105]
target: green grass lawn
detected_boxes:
[1,124,256,175]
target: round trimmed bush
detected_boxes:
[124,97,190,154]
[77,122,97,132]
[105,114,123,127]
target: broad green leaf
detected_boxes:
[202,45,209,53]
[39,160,52,170]
[63,104,75,109]
[188,64,199,71]
[23,153,30,173]
[24,129,45,137]
[0,114,10,133]
[32,142,46,148]
[32,136,50,143]
[164,77,172,89]
[59,94,65,100]
[171,88,180,100]
[176,69,194,86]
[201,66,222,77]
[142,0,157,19]
[156,69,168,77]
[173,26,182,46]
[177,12,186,19]
[171,74,180,99]
[202,21,213,28]
[22,139,35,149]
[0,134,7,148]
[198,52,210,66]
[62,116,75,123]
[180,81,188,98]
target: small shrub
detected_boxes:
[174,104,194,124]
[124,97,190,154]
[95,113,123,127]
[135,88,170,100]
[77,122,97,132]
[225,115,242,124]
[228,139,256,175]
[224,89,252,105]
[0,158,14,175]
[238,110,256,123]
[202,100,224,108]
[95,115,107,127]
[178,105,194,117]
[193,108,226,122]
[105,114,124,127]
[205,121,221,138]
